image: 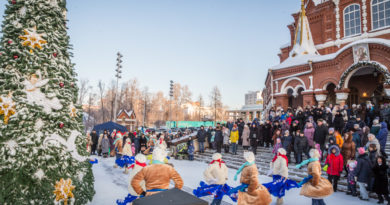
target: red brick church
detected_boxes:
[263,0,390,112]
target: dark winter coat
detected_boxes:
[325,145,344,176]
[263,124,272,142]
[196,129,207,143]
[282,135,293,152]
[294,135,308,153]
[314,124,328,146]
[333,114,344,130]
[249,127,259,147]
[354,153,373,183]
[140,137,147,148]
[369,150,378,166]
[214,128,223,143]
[91,132,98,144]
[352,132,361,149]
[372,160,389,195]
[370,124,381,136]
[377,122,388,150]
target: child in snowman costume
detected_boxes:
[117,154,147,205]
[263,148,299,205]
[193,153,229,205]
[128,154,147,196]
[122,138,134,174]
[296,149,333,205]
[234,152,272,205]
[131,147,183,196]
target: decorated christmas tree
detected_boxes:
[0,0,95,204]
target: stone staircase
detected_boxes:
[194,134,390,199]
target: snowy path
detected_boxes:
[90,157,377,205]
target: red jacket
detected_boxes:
[325,152,344,176]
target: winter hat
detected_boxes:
[116,133,123,138]
[277,148,286,155]
[244,151,255,163]
[348,160,357,171]
[135,153,147,164]
[212,153,222,161]
[328,127,335,133]
[309,149,321,159]
[373,119,379,125]
[358,147,366,155]
[152,147,167,162]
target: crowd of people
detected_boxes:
[206,103,390,204]
[86,103,390,204]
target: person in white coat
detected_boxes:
[194,153,229,205]
[128,154,147,196]
[264,148,299,205]
[122,138,134,174]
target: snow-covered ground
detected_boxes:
[90,156,377,205]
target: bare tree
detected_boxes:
[197,94,204,121]
[210,86,222,123]
[78,79,90,104]
[98,80,105,123]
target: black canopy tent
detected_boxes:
[92,121,128,134]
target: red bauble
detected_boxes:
[13,55,18,59]
[59,123,64,128]
[11,0,16,4]
[53,53,58,57]
[8,40,12,44]
[59,82,64,88]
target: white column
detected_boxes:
[362,0,368,33]
[275,81,279,93]
[333,0,341,46]
[309,76,314,90]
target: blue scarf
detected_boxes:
[152,160,165,164]
[295,158,318,169]
[234,161,254,181]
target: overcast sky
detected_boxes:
[0,0,300,109]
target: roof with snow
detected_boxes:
[271,38,390,70]
[116,109,135,118]
[289,0,319,58]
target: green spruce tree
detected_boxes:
[0,0,95,204]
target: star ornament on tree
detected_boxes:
[0,93,16,124]
[19,27,47,53]
[53,178,75,205]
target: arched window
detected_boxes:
[372,0,390,30]
[344,4,361,37]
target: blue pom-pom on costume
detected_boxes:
[116,194,138,205]
[89,158,98,164]
[263,175,300,198]
[193,181,237,202]
[115,156,135,168]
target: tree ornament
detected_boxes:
[59,82,64,88]
[13,55,18,59]
[24,71,63,114]
[8,40,12,44]
[11,0,16,5]
[19,27,47,53]
[70,82,74,87]
[59,122,64,128]
[53,52,57,57]
[53,178,75,205]
[0,93,16,124]
[69,104,77,118]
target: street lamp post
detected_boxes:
[169,80,174,129]
[114,52,122,121]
